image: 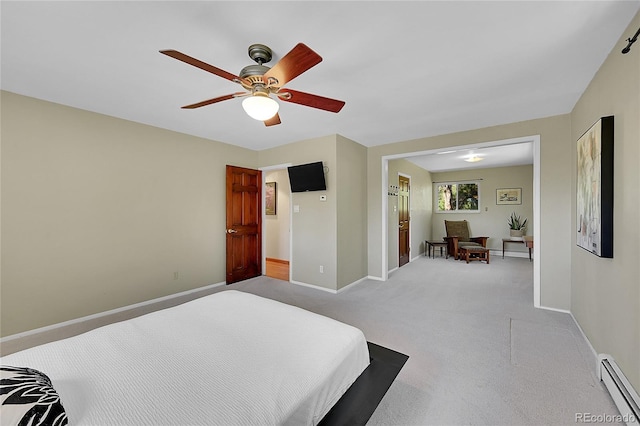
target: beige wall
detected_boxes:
[258,135,369,291]
[264,169,290,261]
[258,136,338,290]
[387,159,433,269]
[1,91,257,336]
[368,115,571,309]
[570,12,640,391]
[336,135,368,289]
[431,165,534,254]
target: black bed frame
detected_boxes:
[319,342,409,426]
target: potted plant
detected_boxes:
[508,212,527,240]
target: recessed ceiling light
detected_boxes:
[464,155,484,163]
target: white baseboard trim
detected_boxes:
[1,281,226,355]
[540,306,640,424]
[419,249,529,259]
[569,311,599,370]
[367,275,384,281]
[538,308,599,379]
[337,276,368,293]
[537,304,571,314]
[498,250,531,259]
[289,275,369,294]
[290,280,338,294]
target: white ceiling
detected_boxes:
[407,141,534,172]
[2,1,639,163]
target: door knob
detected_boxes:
[226,229,237,234]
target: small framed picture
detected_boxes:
[265,182,277,215]
[496,188,522,205]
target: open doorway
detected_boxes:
[261,165,292,281]
[381,135,541,307]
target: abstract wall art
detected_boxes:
[576,116,614,258]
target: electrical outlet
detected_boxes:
[319,265,324,273]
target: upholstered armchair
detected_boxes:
[444,220,489,260]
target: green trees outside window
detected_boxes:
[437,182,479,212]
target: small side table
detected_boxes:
[426,240,448,258]
[502,238,533,261]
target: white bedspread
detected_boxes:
[2,290,370,425]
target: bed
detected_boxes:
[1,290,372,425]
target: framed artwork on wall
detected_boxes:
[496,188,522,205]
[576,116,614,258]
[265,182,277,215]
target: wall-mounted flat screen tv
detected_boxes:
[287,161,326,193]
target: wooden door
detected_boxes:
[226,165,262,284]
[398,175,410,267]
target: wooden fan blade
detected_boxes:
[264,113,281,127]
[160,50,241,83]
[181,93,245,109]
[263,43,322,88]
[278,89,345,113]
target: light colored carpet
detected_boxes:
[230,255,621,425]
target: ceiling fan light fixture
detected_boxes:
[242,94,279,121]
[162,43,344,125]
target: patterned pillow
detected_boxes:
[1,365,68,426]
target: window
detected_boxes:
[436,181,479,212]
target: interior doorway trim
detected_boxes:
[381,135,541,307]
[398,172,412,267]
[259,163,293,278]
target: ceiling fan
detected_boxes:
[160,43,345,126]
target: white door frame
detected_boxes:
[259,163,293,277]
[398,172,412,266]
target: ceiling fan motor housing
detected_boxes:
[239,64,271,81]
[240,44,274,89]
[247,44,272,65]
[239,64,272,91]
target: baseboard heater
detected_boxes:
[598,354,640,425]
